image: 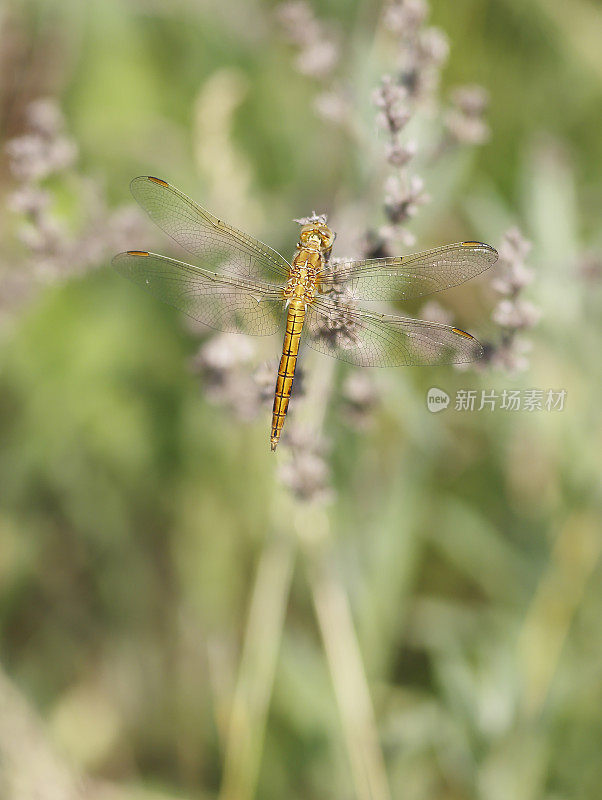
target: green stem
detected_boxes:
[218,533,296,800]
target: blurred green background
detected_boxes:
[1,1,601,799]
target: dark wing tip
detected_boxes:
[129,175,169,192]
[146,176,169,186]
[451,327,485,362]
[112,250,149,260]
[461,240,493,248]
[451,326,476,340]
[461,241,499,263]
[112,250,150,272]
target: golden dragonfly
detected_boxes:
[113,176,498,451]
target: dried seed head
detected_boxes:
[498,226,532,267]
[294,211,328,226]
[277,1,340,78]
[278,427,333,504]
[384,173,429,225]
[26,97,65,137]
[385,139,417,168]
[492,227,534,295]
[463,228,539,374]
[383,0,428,37]
[192,334,263,420]
[341,372,380,429]
[313,259,362,350]
[490,335,532,373]
[444,84,490,145]
[7,186,50,216]
[492,298,541,330]
[373,75,411,134]
[417,27,449,68]
[295,38,339,79]
[451,84,489,116]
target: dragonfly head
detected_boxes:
[298,223,335,257]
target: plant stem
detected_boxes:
[218,533,296,800]
[294,354,391,800]
[220,350,390,800]
[518,511,601,716]
[302,539,391,800]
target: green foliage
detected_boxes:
[0,1,601,799]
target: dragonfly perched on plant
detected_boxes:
[113,177,498,450]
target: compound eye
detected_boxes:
[300,225,315,243]
[321,230,335,248]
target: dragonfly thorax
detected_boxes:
[284,246,323,303]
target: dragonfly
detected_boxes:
[113,177,498,451]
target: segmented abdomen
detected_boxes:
[270,300,306,451]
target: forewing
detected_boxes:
[113,251,284,335]
[305,297,483,366]
[130,176,291,283]
[319,242,498,301]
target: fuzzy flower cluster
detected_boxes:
[382,173,429,235]
[444,84,491,146]
[369,2,492,257]
[340,372,379,429]
[276,1,353,128]
[293,211,329,226]
[276,1,340,80]
[277,427,333,505]
[312,258,361,351]
[191,322,335,505]
[5,99,77,182]
[191,332,305,422]
[383,0,449,102]
[483,227,540,372]
[370,1,449,251]
[2,97,143,319]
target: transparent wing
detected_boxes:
[113,250,284,335]
[305,297,483,366]
[319,242,498,301]
[130,176,291,283]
